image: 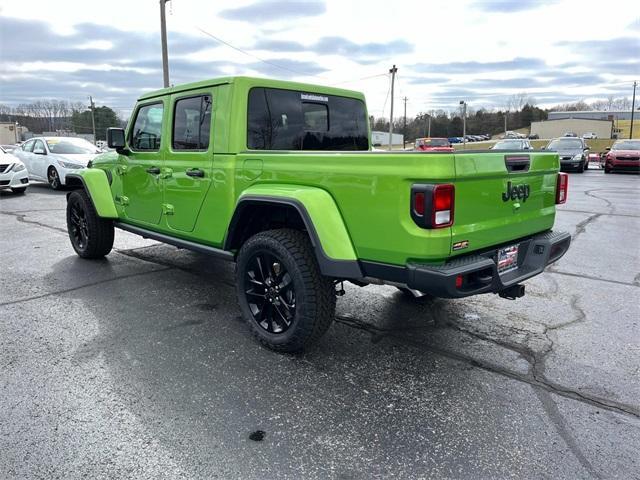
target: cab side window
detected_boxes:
[131,103,164,151]
[172,95,212,150]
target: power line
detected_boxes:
[380,74,391,117]
[194,26,326,79]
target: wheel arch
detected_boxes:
[65,170,118,219]
[224,190,362,279]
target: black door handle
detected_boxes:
[145,167,160,174]
[186,168,205,178]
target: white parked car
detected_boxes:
[582,132,598,139]
[13,137,101,190]
[0,146,29,194]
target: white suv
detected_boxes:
[582,132,597,139]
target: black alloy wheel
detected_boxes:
[66,189,114,258]
[244,251,296,334]
[68,199,89,251]
[235,229,335,352]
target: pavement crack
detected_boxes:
[532,387,602,479]
[559,208,639,219]
[0,211,67,235]
[583,189,614,214]
[572,213,602,241]
[0,267,173,307]
[547,269,639,288]
[334,314,640,419]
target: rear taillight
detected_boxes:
[411,183,455,228]
[556,172,568,204]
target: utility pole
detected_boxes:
[402,96,408,149]
[504,112,507,135]
[460,101,467,149]
[630,81,637,139]
[428,114,431,137]
[88,95,96,144]
[388,65,397,151]
[160,0,171,88]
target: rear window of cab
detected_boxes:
[247,87,369,151]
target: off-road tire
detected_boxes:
[236,229,336,353]
[66,189,114,259]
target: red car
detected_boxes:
[414,137,454,152]
[603,139,640,174]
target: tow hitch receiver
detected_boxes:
[499,284,525,300]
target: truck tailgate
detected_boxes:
[451,151,559,256]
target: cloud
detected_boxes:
[556,37,640,61]
[219,0,326,22]
[246,58,328,77]
[411,57,546,74]
[471,0,560,12]
[0,16,212,66]
[250,36,414,64]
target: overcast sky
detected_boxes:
[0,0,638,118]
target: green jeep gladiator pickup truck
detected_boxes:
[65,76,571,352]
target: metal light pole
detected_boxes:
[630,81,637,139]
[428,114,431,137]
[160,0,171,88]
[460,100,467,149]
[88,96,96,143]
[388,65,397,151]
[402,96,408,149]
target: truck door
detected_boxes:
[162,92,213,232]
[120,101,165,225]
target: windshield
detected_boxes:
[612,140,640,150]
[493,140,523,150]
[547,139,582,150]
[46,138,99,154]
[417,138,450,147]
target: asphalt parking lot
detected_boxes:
[1,170,639,479]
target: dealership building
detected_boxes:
[530,118,614,139]
[547,110,634,121]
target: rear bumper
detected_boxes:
[361,230,571,298]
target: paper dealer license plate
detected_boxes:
[497,244,519,275]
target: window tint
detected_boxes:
[22,140,35,152]
[173,95,212,150]
[131,103,164,150]
[247,87,368,151]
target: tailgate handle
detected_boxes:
[504,155,530,173]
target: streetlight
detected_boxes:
[460,100,467,149]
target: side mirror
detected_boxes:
[33,148,46,155]
[107,127,127,152]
